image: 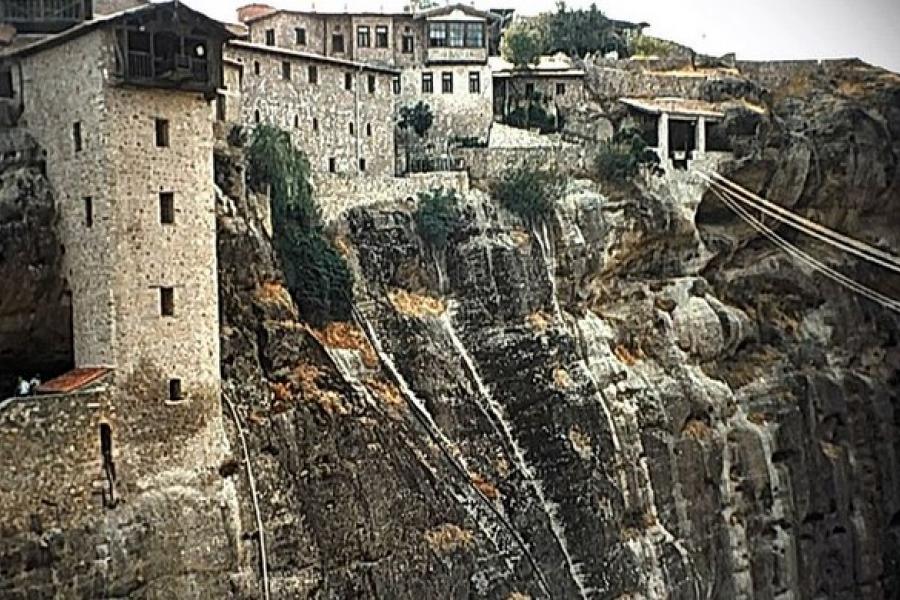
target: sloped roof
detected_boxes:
[228,40,400,75]
[36,368,113,395]
[619,97,726,119]
[2,1,233,59]
[489,53,585,78]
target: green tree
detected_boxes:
[246,125,353,324]
[414,187,462,251]
[501,20,544,68]
[595,127,659,183]
[398,101,434,138]
[492,165,564,225]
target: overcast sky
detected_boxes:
[178,0,900,73]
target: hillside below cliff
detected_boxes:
[217,59,900,599]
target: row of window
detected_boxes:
[265,26,418,54]
[256,59,380,93]
[83,191,176,229]
[72,118,170,154]
[413,71,482,95]
[254,110,378,139]
[427,22,484,49]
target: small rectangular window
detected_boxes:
[332,33,345,53]
[526,82,535,96]
[422,72,433,94]
[349,122,355,135]
[556,82,566,96]
[265,29,275,46]
[328,157,336,173]
[282,61,291,80]
[392,76,400,95]
[441,72,453,94]
[401,34,414,54]
[160,287,174,317]
[469,71,480,94]
[366,123,372,137]
[357,26,370,48]
[73,122,82,152]
[345,72,353,91]
[254,61,260,75]
[359,158,366,172]
[216,95,226,122]
[375,25,388,48]
[159,192,175,225]
[313,117,319,132]
[368,74,376,93]
[0,68,13,98]
[84,196,93,227]
[308,65,318,84]
[295,27,306,45]
[155,118,169,147]
[169,378,182,401]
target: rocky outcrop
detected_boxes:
[0,128,70,392]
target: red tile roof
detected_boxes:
[36,368,112,394]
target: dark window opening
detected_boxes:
[155,118,170,147]
[366,123,372,137]
[359,158,366,172]
[295,27,306,45]
[169,378,183,401]
[422,72,433,93]
[328,157,336,173]
[349,122,355,135]
[254,60,260,75]
[428,22,484,48]
[441,72,453,94]
[254,109,261,124]
[216,95,226,121]
[99,423,116,508]
[313,117,319,131]
[375,25,388,48]
[282,61,291,80]
[265,29,275,46]
[84,196,93,227]
[401,34,414,53]
[669,119,697,170]
[368,74,376,93]
[525,82,535,96]
[308,65,318,84]
[556,82,566,96]
[357,26,370,48]
[469,71,480,94]
[392,76,400,95]
[294,114,300,128]
[344,72,353,91]
[160,287,174,316]
[73,122,82,152]
[0,68,13,98]
[159,192,175,224]
[332,33,345,53]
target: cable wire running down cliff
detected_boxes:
[696,171,900,274]
[703,180,900,314]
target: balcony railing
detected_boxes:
[124,51,210,85]
[0,0,87,22]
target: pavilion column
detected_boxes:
[657,111,669,165]
[695,115,707,157]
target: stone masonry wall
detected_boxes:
[398,63,494,141]
[456,144,591,182]
[500,75,586,111]
[228,44,396,177]
[16,29,116,369]
[313,170,470,223]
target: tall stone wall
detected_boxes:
[456,144,591,182]
[228,44,396,177]
[313,170,470,223]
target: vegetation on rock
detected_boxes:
[630,34,679,59]
[247,125,353,324]
[414,187,462,252]
[594,127,659,183]
[492,165,564,224]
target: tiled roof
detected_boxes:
[36,368,113,394]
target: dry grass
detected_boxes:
[364,376,406,411]
[424,524,475,553]
[388,288,446,317]
[270,381,292,404]
[525,311,551,332]
[255,281,294,310]
[553,367,573,389]
[747,411,769,426]
[332,234,354,258]
[470,472,500,500]
[309,322,379,368]
[509,228,531,248]
[290,361,349,416]
[506,593,531,600]
[682,419,712,441]
[614,344,642,366]
[568,426,593,460]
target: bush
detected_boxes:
[414,187,462,251]
[492,165,564,224]
[501,20,544,68]
[398,101,434,138]
[506,102,557,133]
[630,34,678,59]
[594,127,659,183]
[246,125,353,324]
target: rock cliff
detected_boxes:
[219,60,900,599]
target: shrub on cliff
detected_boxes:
[501,20,544,68]
[414,187,462,251]
[399,101,434,138]
[492,165,564,224]
[247,125,353,324]
[594,127,659,183]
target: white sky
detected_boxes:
[178,0,900,73]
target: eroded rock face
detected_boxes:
[0,128,70,392]
[217,62,900,598]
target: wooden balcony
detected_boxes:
[0,0,91,33]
